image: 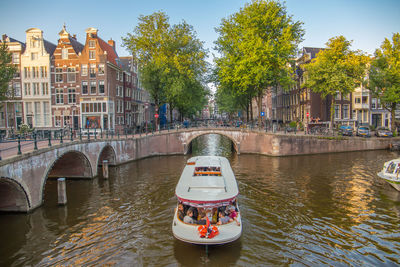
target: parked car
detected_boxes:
[375,127,393,137]
[356,126,371,137]
[339,125,353,136]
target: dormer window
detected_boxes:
[89,40,95,48]
[31,53,38,60]
[62,48,68,59]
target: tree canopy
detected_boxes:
[0,42,16,101]
[367,32,400,132]
[122,11,209,124]
[214,0,304,126]
[303,36,369,129]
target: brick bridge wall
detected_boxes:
[0,128,394,212]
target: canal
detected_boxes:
[1,134,400,266]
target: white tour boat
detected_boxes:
[377,158,400,191]
[172,156,242,245]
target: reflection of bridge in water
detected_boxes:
[0,127,394,212]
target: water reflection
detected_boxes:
[0,135,400,266]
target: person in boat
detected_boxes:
[184,208,197,224]
[197,208,207,225]
[226,205,241,226]
[177,203,185,221]
[217,211,233,225]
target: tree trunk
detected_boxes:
[246,104,249,122]
[169,104,173,123]
[391,103,397,135]
[250,99,253,123]
[257,91,263,129]
[330,96,335,132]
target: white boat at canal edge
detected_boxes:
[377,158,400,191]
[172,156,242,245]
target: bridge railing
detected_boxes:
[0,122,341,160]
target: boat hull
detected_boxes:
[377,172,400,191]
[172,209,242,245]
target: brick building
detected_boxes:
[51,25,84,130]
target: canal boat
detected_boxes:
[377,158,400,191]
[172,156,242,245]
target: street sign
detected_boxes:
[260,112,265,117]
[306,112,309,117]
[154,114,159,118]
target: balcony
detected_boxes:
[353,103,369,110]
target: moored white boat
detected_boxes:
[377,158,400,191]
[172,156,242,245]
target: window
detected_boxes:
[90,81,96,94]
[24,83,31,95]
[12,53,19,64]
[362,96,368,104]
[62,48,68,59]
[355,97,361,104]
[89,50,95,60]
[334,104,341,119]
[343,104,349,119]
[41,83,49,95]
[13,70,20,78]
[55,68,63,82]
[371,98,377,109]
[26,102,32,115]
[40,66,47,78]
[99,81,105,94]
[55,116,62,127]
[56,88,64,104]
[89,40,95,48]
[33,83,40,95]
[103,103,106,112]
[82,81,88,94]
[31,39,39,48]
[32,67,39,78]
[67,67,76,82]
[335,92,340,100]
[34,102,41,125]
[31,53,38,60]
[43,102,50,126]
[13,83,21,97]
[68,88,76,104]
[98,64,105,75]
[81,64,88,76]
[89,64,96,78]
[343,93,350,101]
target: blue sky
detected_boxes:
[1,0,399,61]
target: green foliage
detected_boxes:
[367,33,400,132]
[304,36,369,128]
[0,42,16,101]
[122,12,208,121]
[214,0,304,126]
[289,121,297,128]
[18,124,33,135]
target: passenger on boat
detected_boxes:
[177,204,185,221]
[217,211,233,225]
[197,208,207,225]
[184,209,196,224]
[226,205,241,226]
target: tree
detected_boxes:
[304,36,369,130]
[367,33,400,132]
[123,12,208,125]
[123,11,170,128]
[215,0,304,128]
[0,42,16,101]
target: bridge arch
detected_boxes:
[41,150,93,204]
[184,131,240,155]
[0,177,30,212]
[97,144,117,166]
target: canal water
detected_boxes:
[1,134,400,266]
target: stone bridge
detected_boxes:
[0,128,394,212]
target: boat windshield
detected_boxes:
[193,166,222,176]
[387,162,397,174]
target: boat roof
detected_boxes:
[175,156,239,204]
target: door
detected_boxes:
[73,116,79,130]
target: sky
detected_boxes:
[1,0,399,62]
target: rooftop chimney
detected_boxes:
[108,39,115,50]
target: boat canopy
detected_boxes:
[175,156,239,207]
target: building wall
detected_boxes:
[20,28,52,129]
